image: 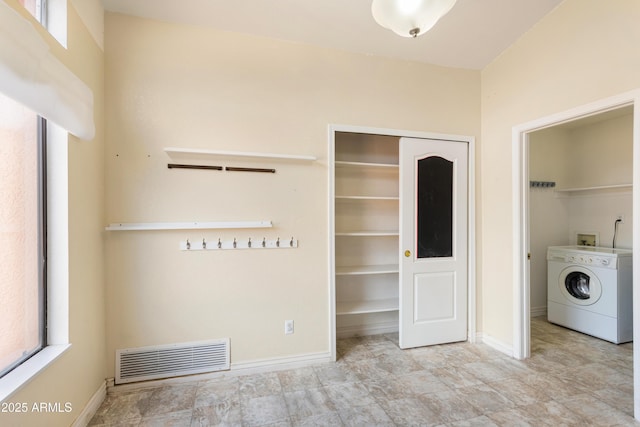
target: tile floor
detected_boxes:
[89,318,636,426]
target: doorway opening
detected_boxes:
[512,90,640,420]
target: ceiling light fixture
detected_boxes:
[371,0,457,38]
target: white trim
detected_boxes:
[47,124,69,347]
[328,128,337,361]
[478,333,513,357]
[71,381,106,427]
[230,351,332,373]
[468,135,477,344]
[328,124,477,358]
[0,344,71,402]
[511,89,640,420]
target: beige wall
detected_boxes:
[480,0,640,345]
[69,0,104,50]
[104,12,480,373]
[1,1,106,426]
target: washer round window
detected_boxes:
[558,266,602,306]
[565,272,590,299]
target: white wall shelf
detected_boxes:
[336,299,399,315]
[335,196,399,201]
[554,183,632,197]
[105,220,272,231]
[335,231,399,237]
[164,147,316,162]
[336,265,399,276]
[335,160,398,169]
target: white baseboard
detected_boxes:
[477,333,514,358]
[530,306,547,318]
[71,380,106,427]
[230,351,332,373]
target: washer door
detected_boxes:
[558,266,602,306]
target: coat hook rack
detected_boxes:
[530,180,556,188]
[180,237,298,251]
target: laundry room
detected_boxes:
[528,105,634,321]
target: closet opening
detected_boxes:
[329,125,476,360]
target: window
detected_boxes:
[19,0,66,48]
[1,0,49,382]
[0,0,72,401]
[0,94,47,379]
[18,0,45,25]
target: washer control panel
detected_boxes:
[547,246,631,270]
[564,254,614,267]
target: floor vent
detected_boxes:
[115,338,230,385]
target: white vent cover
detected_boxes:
[115,338,230,384]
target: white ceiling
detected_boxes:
[100,0,564,70]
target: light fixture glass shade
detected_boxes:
[372,0,457,38]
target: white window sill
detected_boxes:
[0,344,71,402]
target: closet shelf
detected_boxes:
[335,231,399,237]
[164,147,316,162]
[336,299,399,315]
[335,160,398,169]
[105,220,272,231]
[336,265,399,276]
[554,183,632,196]
[335,195,399,201]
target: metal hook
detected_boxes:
[186,239,191,250]
[233,238,237,248]
[248,237,252,248]
[276,237,280,248]
[262,237,266,248]
[218,238,222,249]
[202,238,206,249]
[290,237,294,247]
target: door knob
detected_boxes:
[404,250,411,258]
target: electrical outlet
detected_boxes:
[284,320,294,335]
[617,214,625,223]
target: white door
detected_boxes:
[399,137,468,349]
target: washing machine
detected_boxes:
[547,245,633,344]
